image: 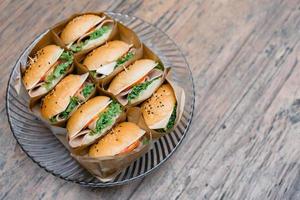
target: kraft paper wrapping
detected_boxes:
[13,11,182,182]
[127,70,186,139]
[71,132,151,182]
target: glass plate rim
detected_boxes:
[5,11,195,187]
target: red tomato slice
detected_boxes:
[86,116,98,127]
[119,140,140,154]
[122,75,147,93]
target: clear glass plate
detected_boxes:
[6,12,195,187]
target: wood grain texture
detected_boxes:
[1,0,300,199]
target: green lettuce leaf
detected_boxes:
[58,97,80,119]
[166,104,177,130]
[49,116,57,123]
[82,83,95,98]
[90,70,97,78]
[90,101,122,135]
[142,137,149,145]
[44,51,73,89]
[89,25,110,40]
[70,26,110,52]
[127,77,159,102]
[70,42,85,52]
[60,51,73,61]
[154,63,164,71]
[115,52,134,69]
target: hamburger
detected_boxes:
[41,73,95,125]
[67,96,123,149]
[88,122,147,157]
[60,14,115,53]
[22,45,73,99]
[141,84,177,132]
[107,59,164,105]
[82,40,136,80]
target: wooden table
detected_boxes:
[1,0,300,199]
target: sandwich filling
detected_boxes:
[155,104,177,132]
[70,20,113,52]
[89,101,122,135]
[69,101,122,148]
[49,82,95,123]
[90,49,135,79]
[116,63,164,105]
[29,51,73,97]
[118,136,149,155]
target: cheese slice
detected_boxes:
[95,61,117,76]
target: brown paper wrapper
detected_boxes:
[71,132,152,182]
[51,12,118,55]
[31,104,72,151]
[73,21,143,84]
[127,70,186,139]
[14,11,183,182]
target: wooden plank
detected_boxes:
[0,0,299,199]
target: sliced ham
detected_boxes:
[95,61,117,76]
[147,68,164,80]
[87,115,99,130]
[69,129,91,148]
[28,82,48,97]
[73,84,86,102]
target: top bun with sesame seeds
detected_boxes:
[88,122,145,157]
[141,83,176,130]
[22,45,64,91]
